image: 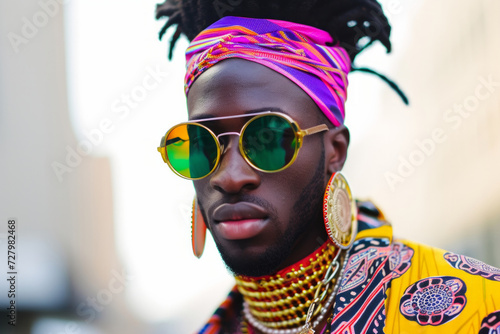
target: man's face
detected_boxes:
[187,59,330,277]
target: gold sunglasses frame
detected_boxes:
[157,111,328,180]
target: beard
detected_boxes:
[212,146,326,277]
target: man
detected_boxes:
[156,2,500,333]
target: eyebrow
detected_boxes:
[189,107,288,121]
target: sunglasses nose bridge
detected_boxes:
[216,131,241,140]
[216,131,241,152]
[209,131,261,190]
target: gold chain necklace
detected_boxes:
[240,309,336,334]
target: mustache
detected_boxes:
[200,194,279,224]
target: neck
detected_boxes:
[235,240,340,332]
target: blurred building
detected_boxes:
[346,0,500,265]
[0,1,141,333]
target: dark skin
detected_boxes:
[187,58,349,332]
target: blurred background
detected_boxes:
[0,0,499,333]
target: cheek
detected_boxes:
[261,146,324,207]
[193,179,210,199]
[192,180,212,215]
[284,140,325,183]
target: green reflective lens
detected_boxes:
[165,124,219,179]
[242,115,297,171]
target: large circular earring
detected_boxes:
[323,172,357,249]
[191,197,207,258]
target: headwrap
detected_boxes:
[184,16,352,127]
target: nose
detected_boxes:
[209,136,261,194]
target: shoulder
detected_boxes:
[344,201,500,333]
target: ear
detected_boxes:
[324,125,350,175]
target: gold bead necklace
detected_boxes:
[235,241,346,334]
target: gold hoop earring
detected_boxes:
[323,172,357,249]
[191,197,207,258]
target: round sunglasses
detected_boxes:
[157,111,328,180]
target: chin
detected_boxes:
[214,235,296,277]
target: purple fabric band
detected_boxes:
[184,16,352,126]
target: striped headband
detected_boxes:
[184,16,352,127]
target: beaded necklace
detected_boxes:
[235,241,346,334]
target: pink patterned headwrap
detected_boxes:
[184,16,352,127]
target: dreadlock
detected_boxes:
[156,0,392,61]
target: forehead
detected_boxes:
[186,59,320,124]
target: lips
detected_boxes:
[212,202,269,240]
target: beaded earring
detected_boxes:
[191,197,207,258]
[323,172,357,249]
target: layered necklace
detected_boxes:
[235,241,347,334]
